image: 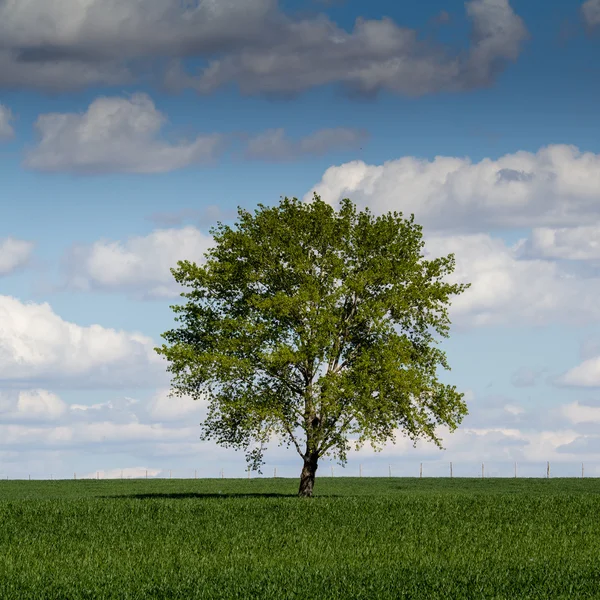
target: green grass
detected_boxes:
[1,477,600,599]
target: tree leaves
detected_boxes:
[155,194,471,477]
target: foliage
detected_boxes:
[155,195,470,484]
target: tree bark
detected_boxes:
[298,453,319,497]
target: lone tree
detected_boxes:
[155,195,470,497]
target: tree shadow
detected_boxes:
[100,492,302,500]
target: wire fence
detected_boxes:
[0,461,596,480]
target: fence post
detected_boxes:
[121,470,123,480]
[450,462,453,479]
[331,466,334,478]
[359,464,362,478]
[194,469,197,479]
[97,471,99,480]
[221,469,224,479]
[274,467,277,478]
[547,461,550,479]
[170,470,172,480]
[248,466,250,479]
[515,462,517,478]
[420,463,422,479]
[482,463,484,479]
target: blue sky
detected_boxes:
[1,0,600,480]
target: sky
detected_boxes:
[1,0,600,481]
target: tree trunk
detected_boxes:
[298,453,319,497]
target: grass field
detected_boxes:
[1,477,600,599]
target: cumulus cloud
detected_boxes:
[0,0,527,96]
[0,237,35,275]
[0,295,166,389]
[0,54,132,93]
[304,144,600,233]
[243,127,368,161]
[173,0,528,97]
[559,401,600,424]
[554,356,600,388]
[422,232,600,328]
[0,104,14,140]
[146,388,208,422]
[0,389,67,422]
[0,0,274,91]
[515,225,600,262]
[61,226,214,299]
[0,386,207,462]
[378,418,585,471]
[57,219,600,328]
[0,383,598,477]
[24,93,225,174]
[582,0,600,28]
[0,421,197,450]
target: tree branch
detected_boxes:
[283,421,305,459]
[329,291,358,375]
[263,366,305,397]
[331,342,362,375]
[317,413,355,455]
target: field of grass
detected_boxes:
[1,477,600,599]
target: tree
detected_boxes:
[155,194,471,497]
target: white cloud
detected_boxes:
[422,232,600,328]
[1,383,600,477]
[304,144,600,233]
[0,295,166,388]
[147,388,207,422]
[0,0,527,96]
[0,237,35,275]
[0,389,67,422]
[244,127,367,161]
[1,386,202,428]
[0,104,14,140]
[61,226,214,298]
[58,216,600,328]
[0,421,197,448]
[515,225,600,262]
[555,356,600,388]
[24,93,224,174]
[582,0,600,28]
[376,420,583,466]
[70,396,141,425]
[559,401,600,424]
[0,386,206,461]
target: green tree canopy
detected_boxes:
[155,194,470,497]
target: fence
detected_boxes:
[0,461,595,480]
